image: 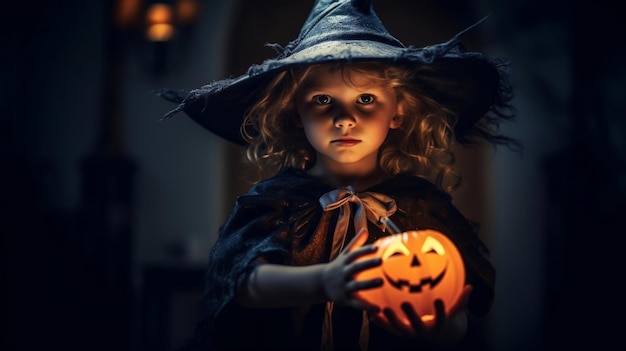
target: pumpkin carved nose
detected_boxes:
[411,255,421,267]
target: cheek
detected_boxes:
[300,114,332,132]
[370,115,396,139]
[300,119,329,147]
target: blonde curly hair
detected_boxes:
[242,61,463,192]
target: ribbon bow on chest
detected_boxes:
[319,185,400,259]
[318,186,402,350]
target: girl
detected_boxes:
[162,0,519,349]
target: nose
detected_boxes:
[333,114,356,129]
[410,255,421,267]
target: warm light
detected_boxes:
[353,230,466,329]
[146,3,174,42]
[114,0,142,27]
[147,23,174,42]
[176,0,199,24]
[146,3,173,24]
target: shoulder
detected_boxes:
[236,168,331,207]
[247,168,328,192]
[374,174,464,229]
[374,174,449,200]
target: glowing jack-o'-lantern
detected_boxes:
[353,229,466,329]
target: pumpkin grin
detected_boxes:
[353,230,466,329]
[383,263,447,292]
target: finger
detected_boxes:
[384,307,413,336]
[343,244,378,263]
[401,302,426,335]
[346,256,382,275]
[369,314,395,334]
[432,299,446,331]
[345,227,369,253]
[365,305,381,315]
[346,277,383,293]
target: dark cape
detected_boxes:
[184,168,495,351]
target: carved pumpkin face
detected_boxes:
[353,229,465,328]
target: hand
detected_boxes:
[321,228,383,310]
[370,284,473,342]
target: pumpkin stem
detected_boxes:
[380,216,401,234]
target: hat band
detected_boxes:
[289,31,404,56]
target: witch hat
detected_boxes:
[161,0,513,146]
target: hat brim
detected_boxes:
[165,39,506,146]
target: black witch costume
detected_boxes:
[183,168,495,351]
[161,0,519,350]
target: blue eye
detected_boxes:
[313,95,332,105]
[357,94,374,104]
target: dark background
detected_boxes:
[3,0,625,350]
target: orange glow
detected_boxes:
[176,0,199,24]
[146,3,173,24]
[146,4,174,41]
[353,230,466,329]
[114,0,143,27]
[147,23,174,41]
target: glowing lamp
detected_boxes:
[175,0,200,24]
[146,3,174,41]
[353,229,466,329]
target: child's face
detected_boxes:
[295,66,401,173]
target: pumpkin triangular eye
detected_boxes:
[382,239,411,260]
[421,236,445,255]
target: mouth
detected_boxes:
[331,139,361,147]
